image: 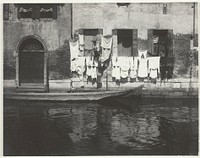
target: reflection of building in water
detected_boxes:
[67,105,98,143]
[111,114,160,148]
[91,107,113,153]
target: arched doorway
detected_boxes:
[16,36,48,92]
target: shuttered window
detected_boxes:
[17,4,57,19]
[18,4,33,19]
[3,4,9,20]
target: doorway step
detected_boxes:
[16,86,46,93]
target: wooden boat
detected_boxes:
[4,85,144,102]
[98,85,143,108]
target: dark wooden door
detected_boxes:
[19,52,44,85]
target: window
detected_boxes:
[17,4,57,19]
[116,3,130,7]
[117,29,138,57]
[148,29,174,80]
[18,4,33,19]
[3,4,9,20]
[39,4,54,18]
[84,29,99,50]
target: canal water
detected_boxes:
[4,98,198,156]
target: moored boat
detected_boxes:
[4,85,144,102]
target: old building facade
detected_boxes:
[3,3,198,92]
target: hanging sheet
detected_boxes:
[69,41,79,60]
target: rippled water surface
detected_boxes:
[4,98,198,155]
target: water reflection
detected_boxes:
[4,98,198,155]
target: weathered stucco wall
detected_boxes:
[3,4,72,80]
[73,3,198,39]
[73,3,198,78]
[4,3,198,81]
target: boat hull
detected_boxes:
[4,85,144,102]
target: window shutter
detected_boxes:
[167,29,173,57]
[17,5,21,19]
[132,29,138,56]
[148,29,154,54]
[53,5,57,19]
[3,4,9,20]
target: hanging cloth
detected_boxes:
[101,48,111,62]
[148,57,160,79]
[112,56,120,80]
[153,35,159,44]
[78,34,84,45]
[71,58,77,72]
[69,41,79,60]
[76,57,86,75]
[78,34,84,51]
[148,57,160,72]
[129,57,138,79]
[100,36,112,62]
[149,69,158,79]
[118,57,130,78]
[138,58,148,78]
[96,34,102,52]
[91,60,98,79]
[96,40,101,52]
[86,56,93,77]
[101,36,112,49]
[138,52,148,78]
[138,50,147,59]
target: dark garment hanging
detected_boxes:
[97,61,103,89]
[160,65,167,80]
[166,66,173,79]
[97,76,102,89]
[166,57,173,79]
[160,57,167,80]
[160,57,167,66]
[153,44,159,56]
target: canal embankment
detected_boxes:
[3,78,198,99]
